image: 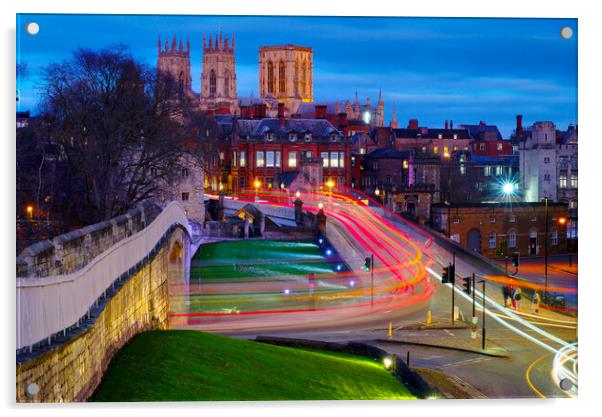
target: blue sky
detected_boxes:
[16,14,577,137]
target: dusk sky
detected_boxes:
[16,14,577,137]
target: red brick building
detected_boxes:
[459,122,513,157]
[431,202,569,258]
[215,112,351,194]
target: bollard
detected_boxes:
[426,310,432,325]
[388,322,392,338]
[406,351,410,368]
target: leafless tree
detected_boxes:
[39,45,205,222]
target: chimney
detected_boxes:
[445,120,449,130]
[280,117,285,128]
[516,114,523,134]
[315,105,327,119]
[408,118,419,129]
[479,120,486,126]
[277,102,285,118]
[450,120,453,129]
[259,104,267,119]
[338,112,348,128]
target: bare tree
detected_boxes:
[39,45,199,222]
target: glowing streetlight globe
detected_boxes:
[502,182,515,195]
[295,190,301,199]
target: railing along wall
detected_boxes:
[16,202,191,351]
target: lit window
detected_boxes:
[438,133,443,139]
[339,152,345,168]
[570,175,578,188]
[489,216,496,223]
[232,151,237,168]
[488,232,497,249]
[508,231,517,248]
[453,217,460,224]
[559,174,567,188]
[256,151,265,168]
[275,151,281,167]
[460,164,466,175]
[330,152,339,168]
[443,146,449,155]
[484,166,492,176]
[266,151,275,168]
[305,151,312,159]
[240,151,246,167]
[360,147,366,155]
[497,143,503,151]
[453,134,458,140]
[433,146,439,154]
[288,151,297,168]
[495,166,503,176]
[509,215,516,223]
[403,160,409,169]
[321,152,329,167]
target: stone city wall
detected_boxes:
[17,202,161,278]
[16,228,186,403]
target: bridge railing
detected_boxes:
[16,201,191,351]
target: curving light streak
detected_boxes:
[552,343,578,397]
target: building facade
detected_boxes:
[259,45,313,113]
[218,115,351,194]
[431,202,569,258]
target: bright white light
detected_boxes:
[350,280,355,287]
[502,182,515,194]
[318,238,324,244]
[326,249,332,256]
[283,289,290,295]
[363,111,371,124]
[336,264,342,271]
[383,357,393,369]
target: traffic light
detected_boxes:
[442,264,455,284]
[364,257,372,272]
[512,251,520,267]
[441,266,449,283]
[461,276,472,295]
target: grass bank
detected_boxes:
[90,330,415,401]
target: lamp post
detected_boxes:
[443,151,452,237]
[326,178,335,205]
[253,178,261,202]
[544,197,549,304]
[375,187,383,205]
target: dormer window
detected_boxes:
[453,134,458,139]
[304,133,312,142]
[289,133,297,142]
[330,134,339,142]
[265,133,275,142]
[438,133,443,139]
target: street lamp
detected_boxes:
[443,151,452,237]
[295,190,301,199]
[253,179,261,202]
[26,205,33,219]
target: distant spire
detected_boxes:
[165,39,169,52]
[203,34,206,49]
[224,36,229,49]
[354,90,359,104]
[365,96,371,107]
[219,31,223,49]
[209,35,213,49]
[179,39,183,52]
[171,35,176,52]
[378,89,384,105]
[157,35,162,54]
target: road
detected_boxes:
[169,188,578,399]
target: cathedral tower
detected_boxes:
[375,89,385,127]
[259,45,313,113]
[200,32,238,114]
[157,35,192,99]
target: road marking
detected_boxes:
[525,355,547,398]
[443,329,455,337]
[444,356,494,368]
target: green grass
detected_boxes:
[192,240,339,281]
[90,330,415,401]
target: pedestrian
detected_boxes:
[502,285,510,307]
[532,291,541,314]
[509,284,516,309]
[513,287,522,310]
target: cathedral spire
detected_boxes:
[390,106,399,128]
[378,88,384,105]
[157,35,162,54]
[171,35,176,52]
[179,39,184,53]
